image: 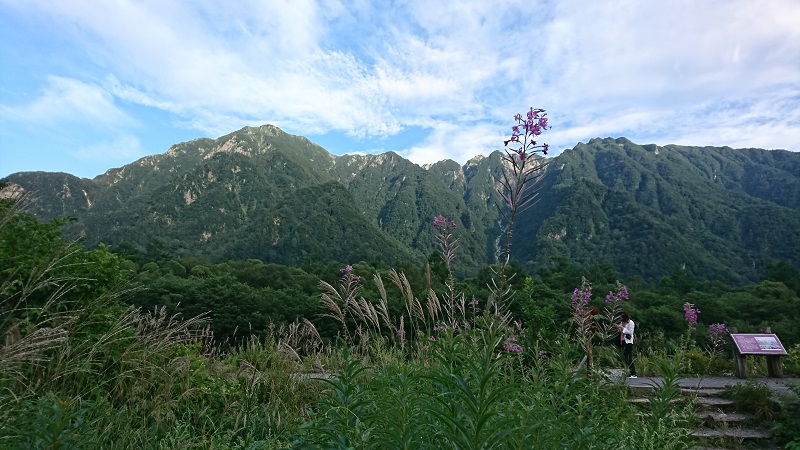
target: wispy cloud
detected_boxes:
[1,0,798,179]
[0,76,130,127]
[399,122,506,166]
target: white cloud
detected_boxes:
[657,89,800,150]
[2,0,798,177]
[538,0,800,104]
[0,76,130,127]
[399,122,505,166]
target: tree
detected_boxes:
[763,261,800,296]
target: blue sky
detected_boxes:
[2,0,799,180]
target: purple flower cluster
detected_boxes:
[571,288,592,308]
[707,323,729,342]
[538,349,548,360]
[503,336,524,354]
[433,324,446,332]
[504,108,551,157]
[340,264,362,285]
[683,303,700,329]
[433,214,456,229]
[706,322,729,354]
[605,285,629,304]
[497,107,550,212]
[433,214,458,265]
[469,298,479,307]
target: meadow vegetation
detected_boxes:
[2,109,799,448]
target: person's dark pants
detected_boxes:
[623,343,636,376]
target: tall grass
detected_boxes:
[0,195,323,448]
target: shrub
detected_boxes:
[723,380,779,421]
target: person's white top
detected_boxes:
[622,319,635,344]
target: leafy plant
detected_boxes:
[723,380,779,421]
[770,382,800,448]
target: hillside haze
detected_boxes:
[5,125,800,283]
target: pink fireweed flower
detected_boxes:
[503,336,524,353]
[340,265,361,285]
[707,322,728,354]
[683,303,700,330]
[571,288,592,308]
[707,323,728,342]
[499,107,550,215]
[604,284,629,304]
[433,214,456,229]
[538,350,548,360]
[433,214,458,265]
[683,303,700,322]
[469,298,479,307]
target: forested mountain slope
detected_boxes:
[5,128,799,283]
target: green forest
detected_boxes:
[2,179,800,448]
[116,239,800,351]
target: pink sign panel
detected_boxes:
[731,333,788,355]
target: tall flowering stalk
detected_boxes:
[433,214,461,326]
[676,302,702,373]
[499,107,551,244]
[340,265,362,291]
[703,322,729,375]
[706,323,729,355]
[491,107,550,309]
[433,215,458,286]
[683,303,700,331]
[683,302,700,340]
[569,279,629,371]
[571,277,595,368]
[681,302,701,352]
[599,282,629,343]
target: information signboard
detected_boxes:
[730,333,787,356]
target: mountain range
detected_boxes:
[4,125,800,284]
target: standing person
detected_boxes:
[617,311,637,378]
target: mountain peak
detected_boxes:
[240,123,286,137]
